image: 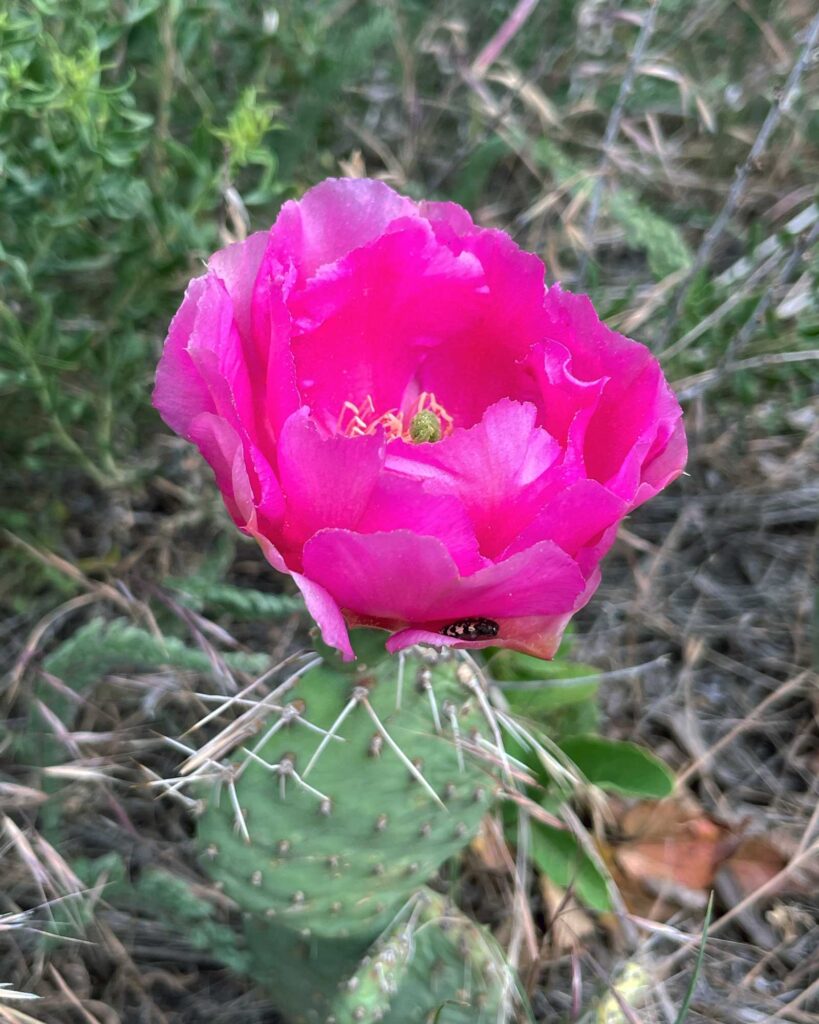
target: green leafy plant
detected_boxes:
[489,645,674,914]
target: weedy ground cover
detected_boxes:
[1,2,817,1022]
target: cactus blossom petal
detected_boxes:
[154,178,686,661]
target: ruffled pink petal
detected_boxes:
[209,231,269,341]
[413,231,547,427]
[502,479,627,566]
[186,412,285,531]
[542,285,648,385]
[417,200,479,238]
[635,414,687,505]
[585,360,667,498]
[276,409,385,560]
[155,272,259,461]
[292,573,354,661]
[250,241,301,445]
[186,413,250,525]
[526,339,608,451]
[287,219,484,428]
[386,399,561,559]
[153,276,217,437]
[356,474,486,576]
[540,286,686,501]
[267,178,419,281]
[302,530,585,625]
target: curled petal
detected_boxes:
[417,200,479,238]
[187,413,285,530]
[387,399,561,559]
[292,573,354,661]
[540,286,686,502]
[302,529,586,626]
[153,276,217,438]
[503,479,627,566]
[209,230,270,341]
[267,178,418,279]
[277,409,385,559]
[636,415,688,505]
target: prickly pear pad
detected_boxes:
[332,888,506,1024]
[196,651,497,939]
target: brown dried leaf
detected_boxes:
[540,876,595,953]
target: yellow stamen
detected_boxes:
[337,392,453,443]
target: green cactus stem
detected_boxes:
[194,638,508,1020]
[330,888,507,1024]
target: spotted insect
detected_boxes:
[441,617,500,641]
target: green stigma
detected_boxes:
[409,409,442,444]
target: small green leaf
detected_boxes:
[491,649,601,741]
[560,735,675,798]
[529,821,612,912]
[506,685,600,744]
[503,677,599,715]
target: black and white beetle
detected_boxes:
[441,617,499,641]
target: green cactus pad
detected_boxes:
[243,917,373,1023]
[331,889,507,1024]
[196,649,498,939]
[242,888,510,1024]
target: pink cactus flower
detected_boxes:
[154,179,686,661]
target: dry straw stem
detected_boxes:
[661,9,819,347]
[675,671,808,787]
[674,348,819,400]
[668,213,819,399]
[717,216,819,366]
[658,249,782,362]
[576,0,661,288]
[471,0,541,76]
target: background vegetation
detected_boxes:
[1,1,817,1021]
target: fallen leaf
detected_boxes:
[599,798,797,920]
[721,836,788,897]
[469,816,514,873]
[613,799,732,896]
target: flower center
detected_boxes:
[408,409,442,444]
[337,391,453,444]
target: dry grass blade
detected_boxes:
[178,656,321,775]
[662,8,819,343]
[471,0,541,76]
[675,349,819,400]
[719,217,819,366]
[577,0,661,287]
